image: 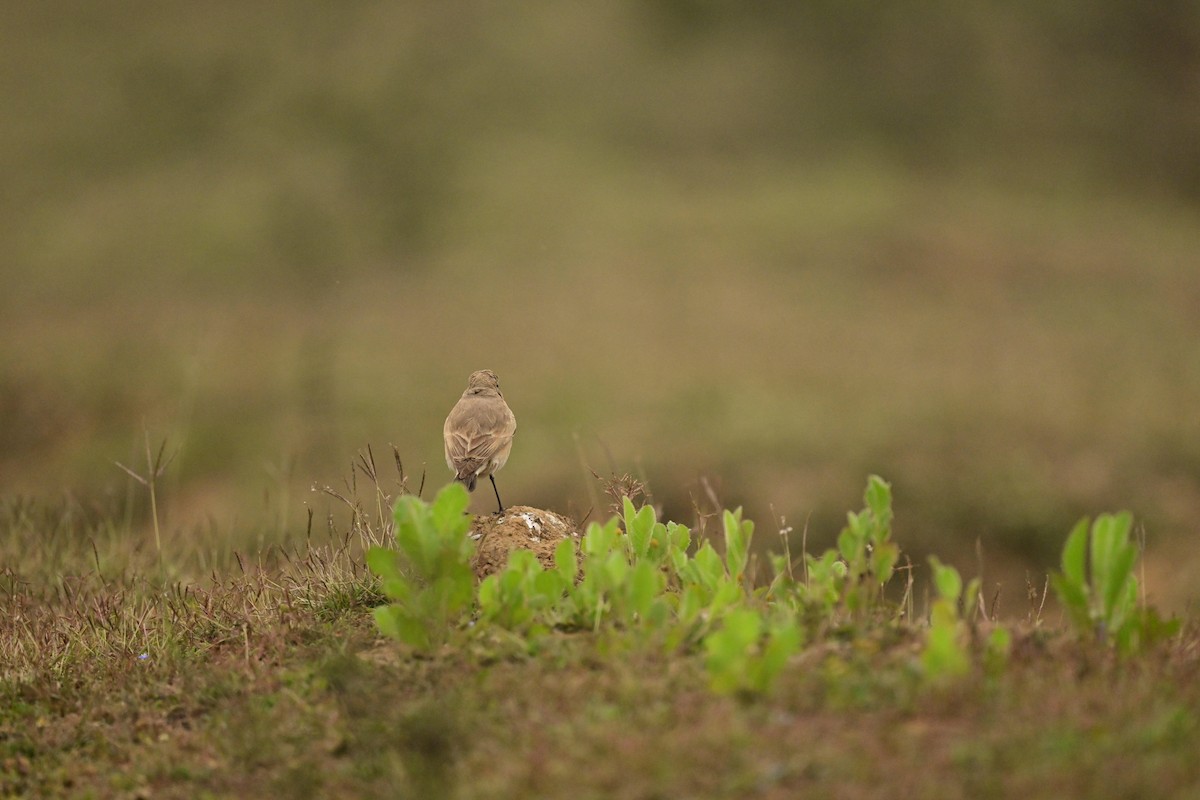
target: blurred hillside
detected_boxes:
[1,2,1198,606]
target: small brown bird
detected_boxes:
[443,369,516,512]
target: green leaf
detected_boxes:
[1101,543,1138,623]
[667,521,691,554]
[626,561,660,619]
[646,522,670,565]
[723,508,751,582]
[477,574,500,613]
[430,482,471,536]
[602,550,629,589]
[669,548,689,578]
[693,542,725,590]
[554,538,577,585]
[373,606,430,650]
[583,519,620,559]
[392,496,431,573]
[704,609,761,682]
[625,501,657,559]
[1050,573,1092,632]
[533,570,566,606]
[752,618,802,691]
[922,599,968,680]
[929,556,962,603]
[864,475,893,529]
[678,585,704,625]
[963,577,981,620]
[708,581,743,618]
[373,605,401,640]
[1061,517,1090,590]
[871,541,899,586]
[985,626,1012,674]
[1090,512,1135,617]
[1107,574,1139,635]
[365,545,399,582]
[837,515,863,563]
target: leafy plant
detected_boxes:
[703,609,803,695]
[922,556,971,680]
[366,483,476,651]
[477,548,570,632]
[365,477,1178,696]
[836,475,900,616]
[1050,512,1180,653]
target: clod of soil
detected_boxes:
[469,506,581,580]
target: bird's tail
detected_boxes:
[454,460,484,492]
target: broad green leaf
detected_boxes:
[708,580,743,618]
[1060,517,1089,590]
[430,482,471,537]
[646,522,670,565]
[626,561,659,619]
[753,618,802,691]
[394,614,432,650]
[678,585,704,625]
[625,501,657,559]
[378,576,412,603]
[985,626,1012,674]
[583,519,620,559]
[373,606,430,650]
[643,598,670,627]
[864,475,893,529]
[439,564,476,616]
[1050,573,1092,632]
[1089,512,1133,609]
[922,599,968,679]
[1101,543,1138,622]
[603,550,629,588]
[669,548,689,578]
[477,575,500,612]
[373,605,402,640]
[723,509,751,581]
[838,515,863,562]
[533,570,566,606]
[929,556,962,603]
[1107,574,1139,634]
[507,548,537,573]
[621,495,638,528]
[871,541,899,586]
[554,538,577,584]
[693,542,724,590]
[706,609,761,660]
[963,577,981,620]
[668,522,691,554]
[366,545,399,582]
[392,496,431,573]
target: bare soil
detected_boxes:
[469,505,581,580]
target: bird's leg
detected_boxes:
[489,474,504,513]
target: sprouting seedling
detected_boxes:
[115,430,177,558]
[1049,511,1178,653]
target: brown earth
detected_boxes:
[469,505,581,580]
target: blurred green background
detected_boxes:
[2,2,1198,607]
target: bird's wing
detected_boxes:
[443,396,516,466]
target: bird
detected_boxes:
[443,369,516,513]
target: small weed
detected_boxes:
[1051,512,1181,654]
[368,484,476,651]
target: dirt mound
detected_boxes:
[469,505,581,580]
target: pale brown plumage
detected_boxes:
[443,369,516,512]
